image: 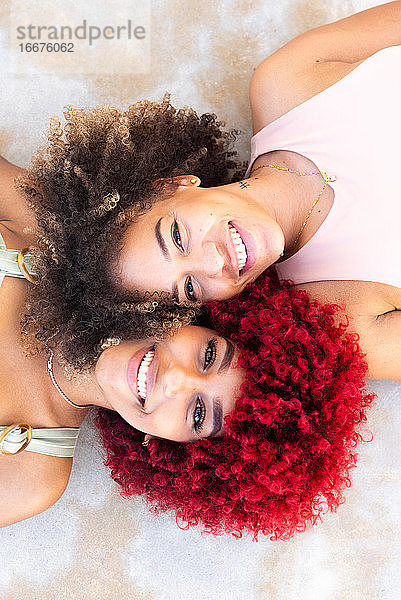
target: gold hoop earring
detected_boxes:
[17,249,39,284]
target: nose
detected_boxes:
[200,241,224,278]
[163,363,188,399]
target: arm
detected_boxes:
[295,281,401,383]
[355,310,401,382]
[255,1,401,70]
[0,455,72,528]
[277,1,401,64]
[249,2,401,135]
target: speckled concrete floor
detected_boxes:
[1,1,401,599]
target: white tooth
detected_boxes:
[139,366,148,378]
[137,349,155,400]
[229,224,247,272]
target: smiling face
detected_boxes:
[115,183,284,303]
[94,325,245,442]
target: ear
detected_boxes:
[173,175,201,187]
[152,175,201,189]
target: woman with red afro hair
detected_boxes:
[95,271,375,541]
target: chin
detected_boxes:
[244,265,267,287]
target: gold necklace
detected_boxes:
[250,163,336,253]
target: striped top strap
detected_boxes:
[0,424,80,458]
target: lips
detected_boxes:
[127,345,156,405]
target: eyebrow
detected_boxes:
[155,217,180,301]
[155,218,170,261]
[218,339,235,374]
[209,397,223,438]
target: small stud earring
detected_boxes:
[190,177,199,184]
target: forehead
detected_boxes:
[147,185,228,216]
[171,324,218,342]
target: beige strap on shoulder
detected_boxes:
[0,424,80,458]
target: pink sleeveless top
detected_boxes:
[245,45,401,289]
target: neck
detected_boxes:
[231,153,325,253]
[49,353,111,412]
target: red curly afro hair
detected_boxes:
[95,270,375,540]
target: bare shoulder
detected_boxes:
[249,58,362,134]
[0,156,38,245]
[249,1,401,133]
[0,453,72,528]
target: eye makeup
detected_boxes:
[193,396,206,432]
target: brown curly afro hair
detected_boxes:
[16,94,246,369]
[95,271,375,541]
